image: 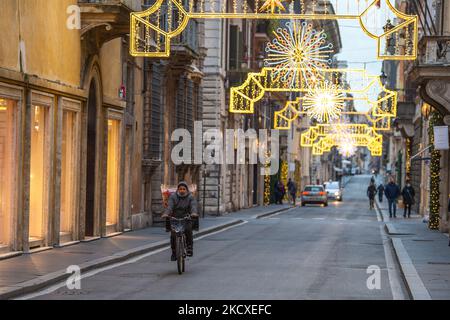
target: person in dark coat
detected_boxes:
[401,181,415,218]
[377,183,385,202]
[274,180,285,205]
[367,182,377,210]
[162,182,199,261]
[384,177,401,218]
[287,178,298,206]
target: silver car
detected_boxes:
[325,181,343,201]
[301,185,328,207]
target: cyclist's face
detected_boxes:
[178,186,187,196]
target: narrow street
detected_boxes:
[25,176,407,300]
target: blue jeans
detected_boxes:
[388,199,397,217]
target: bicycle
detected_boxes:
[170,216,191,275]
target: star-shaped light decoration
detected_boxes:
[264,21,334,87]
[338,140,357,158]
[302,80,345,123]
[260,0,286,13]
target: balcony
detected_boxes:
[408,36,450,82]
[78,0,140,45]
[170,20,200,67]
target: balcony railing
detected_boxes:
[417,36,450,65]
[79,0,141,11]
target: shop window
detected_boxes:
[60,110,79,241]
[29,105,49,242]
[106,119,120,229]
[0,98,16,248]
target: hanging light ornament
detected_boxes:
[260,0,286,13]
[338,139,358,158]
[302,80,345,123]
[264,21,334,87]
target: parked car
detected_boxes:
[325,181,343,201]
[301,185,328,207]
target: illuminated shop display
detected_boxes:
[106,119,121,230]
[0,98,15,248]
[29,105,49,242]
[130,0,418,61]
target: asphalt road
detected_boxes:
[27,175,408,300]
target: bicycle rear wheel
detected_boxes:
[176,236,184,275]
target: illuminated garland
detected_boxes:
[428,110,443,230]
[260,0,285,13]
[405,137,411,177]
[264,173,271,205]
[131,0,418,60]
[281,160,289,200]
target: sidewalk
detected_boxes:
[376,198,450,299]
[0,204,291,300]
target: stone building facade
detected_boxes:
[0,0,147,256]
[384,0,450,232]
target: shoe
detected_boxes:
[187,248,193,257]
[171,253,177,261]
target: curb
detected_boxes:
[0,219,244,300]
[375,200,431,300]
[391,238,432,300]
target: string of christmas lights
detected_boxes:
[428,109,443,230]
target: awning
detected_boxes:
[334,167,343,172]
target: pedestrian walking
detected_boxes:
[274,180,285,205]
[287,178,297,206]
[384,177,401,218]
[367,181,377,210]
[377,183,385,203]
[401,181,415,218]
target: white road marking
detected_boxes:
[16,220,249,300]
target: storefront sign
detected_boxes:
[434,126,449,150]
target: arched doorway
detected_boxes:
[85,80,97,237]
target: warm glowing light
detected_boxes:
[338,140,358,157]
[302,124,383,156]
[260,0,285,13]
[265,21,333,86]
[130,0,418,60]
[303,81,345,123]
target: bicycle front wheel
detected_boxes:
[176,236,184,275]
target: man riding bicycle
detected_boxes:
[367,181,377,210]
[162,182,199,261]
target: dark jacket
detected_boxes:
[384,182,401,200]
[287,181,297,195]
[367,184,377,198]
[164,192,198,218]
[402,185,415,204]
[377,184,385,193]
[274,182,285,196]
